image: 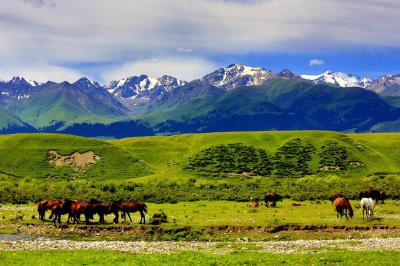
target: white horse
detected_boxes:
[360,198,375,220]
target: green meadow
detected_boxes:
[1,250,399,266]
[0,131,400,203]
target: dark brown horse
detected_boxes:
[264,193,283,207]
[49,200,72,225]
[88,200,112,224]
[330,193,344,203]
[37,199,62,221]
[359,189,380,202]
[333,197,353,219]
[110,200,147,224]
[379,189,386,204]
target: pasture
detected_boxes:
[1,200,400,241]
[1,250,400,266]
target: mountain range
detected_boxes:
[1,64,400,137]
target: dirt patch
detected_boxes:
[48,150,101,171]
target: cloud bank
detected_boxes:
[0,0,399,82]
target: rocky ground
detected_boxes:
[1,237,400,254]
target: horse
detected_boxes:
[68,201,95,224]
[49,200,73,225]
[37,199,63,221]
[248,197,259,208]
[264,193,283,208]
[379,189,386,204]
[359,189,380,202]
[330,193,344,203]
[88,200,112,224]
[109,200,147,224]
[360,198,375,220]
[333,197,353,219]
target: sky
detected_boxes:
[0,0,400,83]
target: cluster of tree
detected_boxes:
[186,143,273,176]
[186,139,363,178]
[319,142,350,170]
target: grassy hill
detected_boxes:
[14,82,126,129]
[0,131,399,202]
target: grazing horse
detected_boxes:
[37,199,62,221]
[49,200,73,225]
[330,193,344,203]
[379,189,386,204]
[360,198,375,220]
[359,189,380,202]
[110,200,147,224]
[264,193,283,208]
[88,200,112,224]
[68,201,95,224]
[333,197,353,219]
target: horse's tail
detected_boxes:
[143,203,148,213]
[346,198,354,218]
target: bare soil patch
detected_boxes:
[48,150,100,171]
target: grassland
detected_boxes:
[0,131,400,203]
[1,250,399,266]
[1,200,400,241]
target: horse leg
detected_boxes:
[113,211,119,224]
[139,210,144,224]
[127,212,132,223]
[345,209,348,219]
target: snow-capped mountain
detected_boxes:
[301,71,373,88]
[0,76,42,101]
[201,64,277,90]
[73,77,104,93]
[105,75,186,100]
[366,74,400,96]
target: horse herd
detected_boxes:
[37,199,148,225]
[248,189,386,221]
[331,189,386,220]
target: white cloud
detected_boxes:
[0,64,85,83]
[309,59,324,66]
[103,57,218,82]
[0,0,400,81]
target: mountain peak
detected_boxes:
[278,69,299,79]
[202,64,277,90]
[105,74,185,100]
[301,71,372,88]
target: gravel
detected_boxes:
[1,238,400,254]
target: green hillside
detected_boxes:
[0,106,27,129]
[0,134,149,180]
[14,83,126,128]
[0,131,399,202]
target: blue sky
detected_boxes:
[0,0,400,82]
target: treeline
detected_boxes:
[186,140,362,178]
[0,174,399,204]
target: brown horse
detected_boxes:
[49,200,72,225]
[330,193,344,203]
[37,199,62,221]
[68,201,95,224]
[110,200,147,224]
[88,200,112,224]
[379,189,386,204]
[333,197,353,219]
[264,193,282,207]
